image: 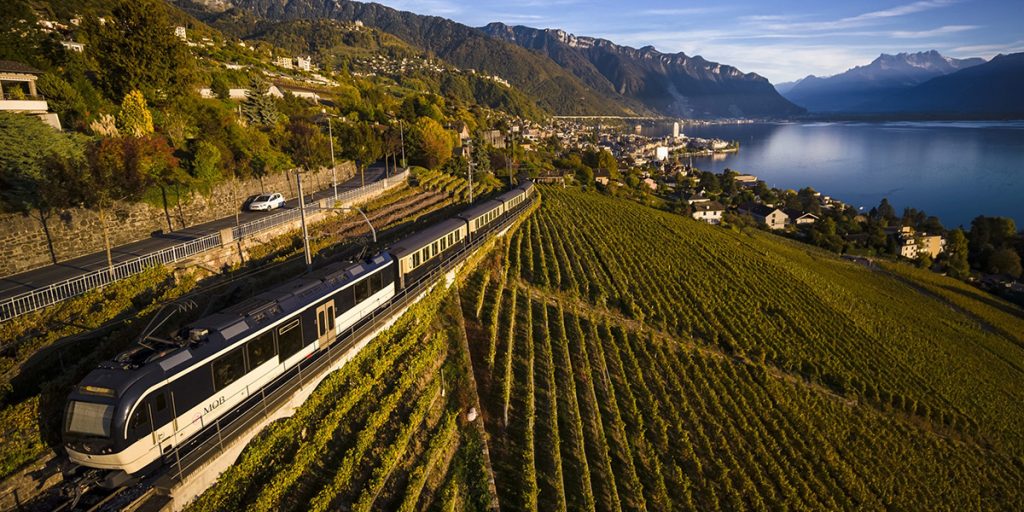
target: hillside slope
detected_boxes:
[462,187,1024,510]
[185,0,643,116]
[482,23,805,119]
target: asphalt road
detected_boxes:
[0,165,390,301]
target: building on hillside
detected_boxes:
[295,56,313,72]
[655,146,669,161]
[692,201,725,225]
[734,174,758,185]
[535,171,567,186]
[643,177,658,190]
[594,169,611,186]
[899,237,919,259]
[61,41,84,53]
[0,60,60,129]
[784,209,819,225]
[918,234,946,258]
[738,202,788,229]
[174,26,187,41]
[274,56,293,69]
[482,129,506,149]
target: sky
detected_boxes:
[369,0,1024,83]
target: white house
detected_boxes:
[692,201,725,225]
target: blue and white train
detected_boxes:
[62,181,534,480]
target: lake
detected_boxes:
[677,121,1024,228]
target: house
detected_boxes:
[734,174,758,184]
[899,237,919,259]
[452,121,471,142]
[0,60,60,129]
[784,209,819,225]
[295,56,313,72]
[692,201,725,225]
[482,129,506,149]
[687,195,711,205]
[643,177,658,191]
[917,234,945,258]
[535,171,567,185]
[174,26,187,41]
[61,41,84,53]
[594,169,611,186]
[274,56,293,69]
[738,202,788,229]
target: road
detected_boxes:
[0,165,390,301]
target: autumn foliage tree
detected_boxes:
[412,117,453,169]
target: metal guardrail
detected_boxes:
[0,170,410,323]
[158,194,535,487]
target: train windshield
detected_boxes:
[65,401,114,438]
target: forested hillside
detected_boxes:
[462,187,1024,510]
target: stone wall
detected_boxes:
[0,163,355,277]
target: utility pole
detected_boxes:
[297,172,312,272]
[467,140,475,203]
[399,119,406,169]
[323,110,337,203]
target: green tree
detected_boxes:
[241,79,280,127]
[411,117,453,169]
[210,74,231,101]
[945,229,971,279]
[287,119,331,172]
[117,90,154,137]
[0,112,87,263]
[986,248,1022,278]
[36,73,88,130]
[190,139,222,194]
[85,0,195,100]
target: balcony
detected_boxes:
[0,94,48,113]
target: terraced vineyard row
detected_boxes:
[187,288,495,512]
[414,168,499,203]
[509,187,1024,455]
[461,186,1024,510]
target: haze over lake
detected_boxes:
[682,121,1024,228]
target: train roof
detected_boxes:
[457,199,504,223]
[496,187,526,203]
[519,180,534,192]
[389,218,466,259]
[76,254,394,397]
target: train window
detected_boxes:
[354,278,371,302]
[376,272,385,293]
[212,347,246,391]
[155,393,167,413]
[327,304,335,330]
[128,405,150,435]
[412,252,420,268]
[317,310,326,337]
[278,319,303,360]
[247,331,276,368]
[336,285,355,311]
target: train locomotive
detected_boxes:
[62,181,534,484]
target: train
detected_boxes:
[61,180,534,484]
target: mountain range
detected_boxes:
[479,23,804,119]
[180,0,803,118]
[780,50,986,113]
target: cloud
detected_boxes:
[750,0,959,32]
[889,25,978,38]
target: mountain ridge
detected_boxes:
[481,22,805,118]
[782,50,985,112]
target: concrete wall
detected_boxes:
[0,163,354,277]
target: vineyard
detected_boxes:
[461,186,1024,510]
[187,287,496,512]
[414,167,501,203]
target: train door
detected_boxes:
[316,300,336,347]
[149,391,174,454]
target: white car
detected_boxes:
[248,193,286,211]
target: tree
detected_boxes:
[117,90,154,137]
[210,74,231,101]
[986,248,1022,278]
[190,139,222,194]
[411,117,453,169]
[286,119,330,173]
[83,136,159,271]
[945,229,971,279]
[36,73,88,130]
[241,79,280,127]
[85,0,195,101]
[0,112,87,263]
[875,198,896,222]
